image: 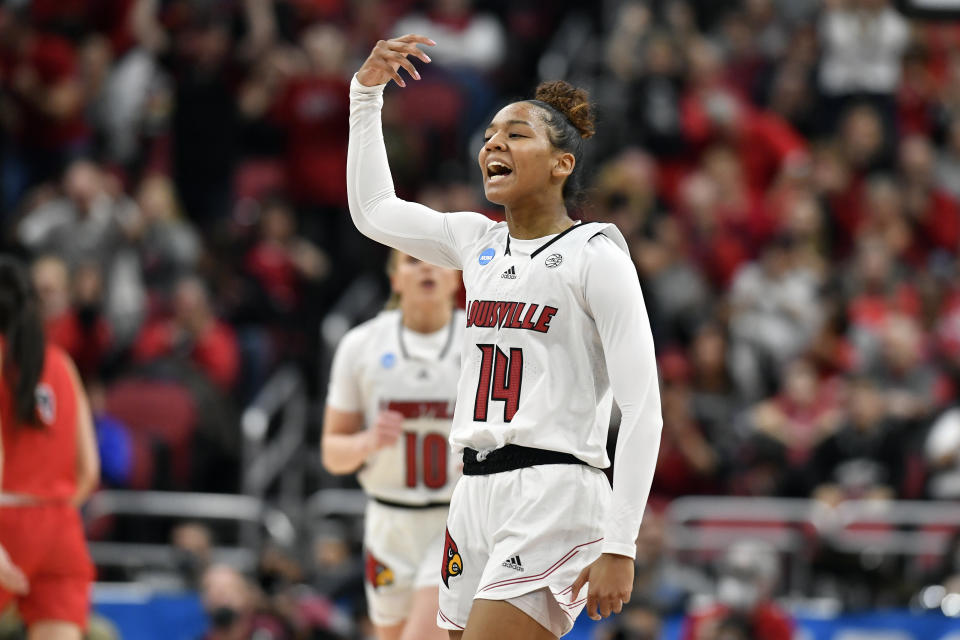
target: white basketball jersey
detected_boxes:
[331,310,463,505]
[452,221,629,468]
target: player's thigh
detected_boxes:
[27,621,82,640]
[374,622,404,640]
[448,632,464,640]
[462,599,556,640]
[400,586,446,640]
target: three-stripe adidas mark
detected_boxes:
[501,266,517,279]
[501,555,523,571]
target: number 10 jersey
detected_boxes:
[326,309,464,505]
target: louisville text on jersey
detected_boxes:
[385,400,454,419]
[465,300,558,333]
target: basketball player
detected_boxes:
[322,250,463,640]
[0,257,99,640]
[346,36,663,639]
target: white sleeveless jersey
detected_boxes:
[452,221,626,468]
[329,309,464,505]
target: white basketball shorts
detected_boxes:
[363,499,449,627]
[436,463,610,637]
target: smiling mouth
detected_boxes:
[486,161,513,182]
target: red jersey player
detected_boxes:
[0,256,100,640]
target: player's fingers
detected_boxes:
[387,68,406,88]
[388,41,433,64]
[586,594,600,621]
[598,596,612,618]
[391,54,421,81]
[394,34,437,47]
[612,598,623,614]
[621,588,632,604]
[570,568,589,601]
[382,410,405,424]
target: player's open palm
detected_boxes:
[369,410,404,451]
[357,34,435,88]
[571,553,634,620]
[0,543,28,595]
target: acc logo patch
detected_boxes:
[441,528,463,587]
[365,551,395,588]
[380,352,396,369]
[544,253,563,268]
[35,383,55,425]
[478,248,496,266]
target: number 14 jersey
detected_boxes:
[456,221,625,469]
[326,309,464,505]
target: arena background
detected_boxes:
[2,0,960,638]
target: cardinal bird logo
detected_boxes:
[365,551,395,588]
[441,528,463,588]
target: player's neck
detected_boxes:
[401,302,452,334]
[504,201,575,239]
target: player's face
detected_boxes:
[479,102,570,206]
[391,253,459,305]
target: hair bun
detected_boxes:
[534,80,595,139]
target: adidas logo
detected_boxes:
[501,266,517,279]
[501,555,523,572]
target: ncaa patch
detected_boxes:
[441,528,463,587]
[478,248,496,266]
[545,253,563,268]
[380,352,396,369]
[365,551,395,588]
[35,383,56,425]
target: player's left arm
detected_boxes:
[570,234,663,620]
[65,354,100,506]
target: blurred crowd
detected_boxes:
[2,0,960,637]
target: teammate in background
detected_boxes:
[347,36,662,639]
[0,257,100,640]
[322,249,463,640]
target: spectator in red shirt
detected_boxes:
[749,357,844,469]
[133,275,239,392]
[244,198,328,314]
[269,24,351,212]
[681,40,807,195]
[900,136,960,262]
[32,256,112,380]
[0,7,90,209]
[682,541,793,640]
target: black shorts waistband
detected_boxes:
[372,497,450,510]
[462,444,589,475]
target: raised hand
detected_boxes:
[357,34,435,88]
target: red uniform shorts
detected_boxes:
[0,503,94,627]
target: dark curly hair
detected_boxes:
[526,80,596,205]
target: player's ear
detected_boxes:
[552,151,575,181]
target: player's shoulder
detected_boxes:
[338,310,399,349]
[583,222,629,255]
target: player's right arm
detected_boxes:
[322,407,403,475]
[0,364,29,595]
[347,35,494,270]
[320,326,403,474]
